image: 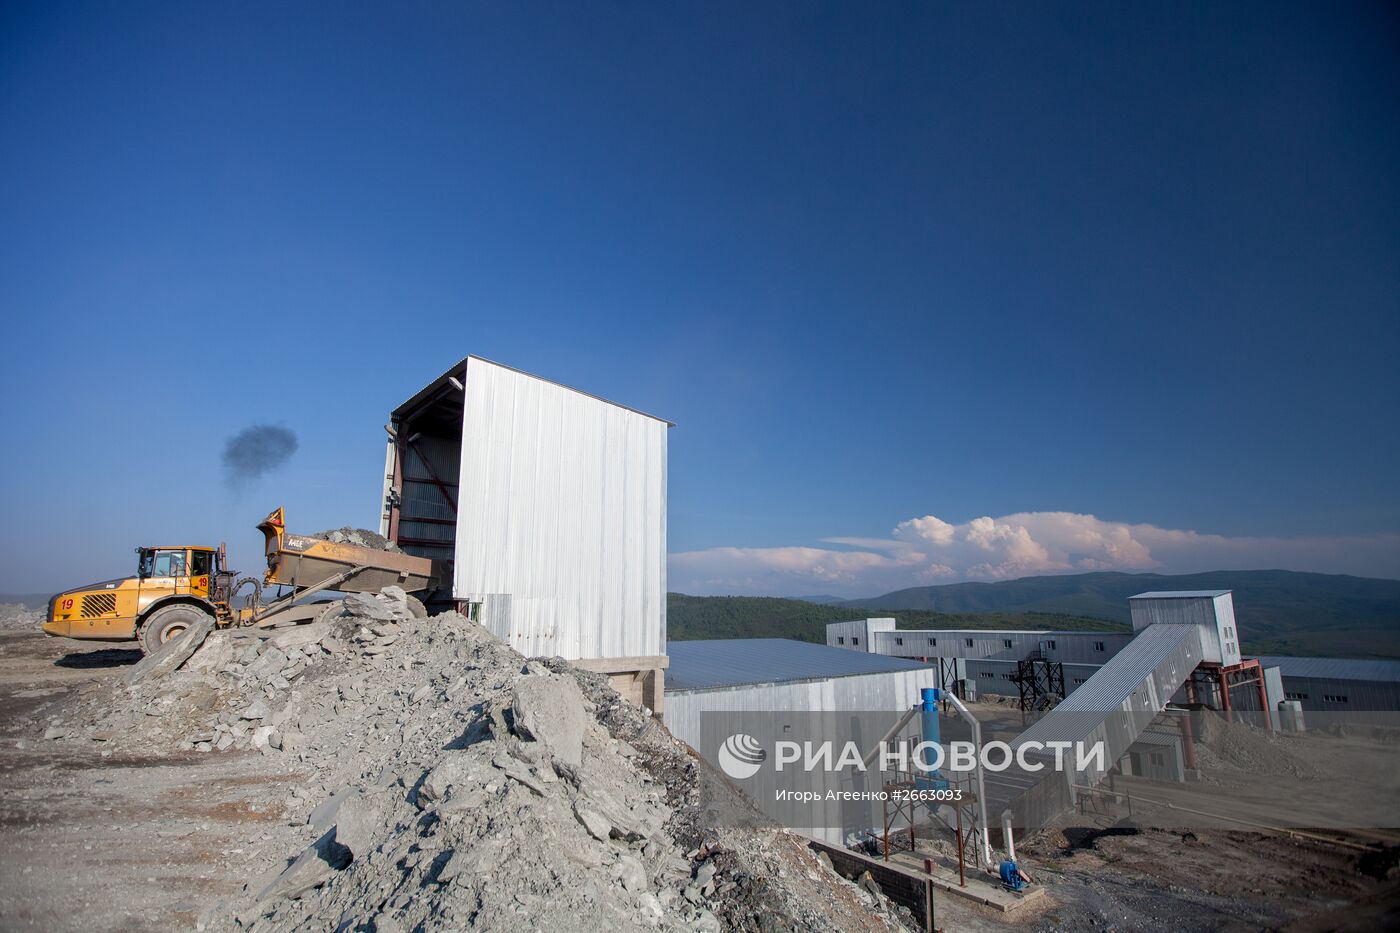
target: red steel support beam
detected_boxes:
[408,439,458,514]
[1181,679,1199,771]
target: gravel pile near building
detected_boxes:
[1191,710,1321,781]
[309,527,400,551]
[40,591,910,933]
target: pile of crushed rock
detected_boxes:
[309,527,400,551]
[42,590,910,932]
[1191,709,1321,782]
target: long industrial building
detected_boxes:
[828,593,1400,718]
[663,638,944,845]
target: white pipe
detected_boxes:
[939,690,993,868]
[1002,808,1016,863]
[860,704,920,770]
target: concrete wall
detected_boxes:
[453,357,668,662]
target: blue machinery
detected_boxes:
[860,686,994,867]
[920,688,1030,894]
[914,687,951,809]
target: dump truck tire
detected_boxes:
[140,604,215,655]
[405,595,427,619]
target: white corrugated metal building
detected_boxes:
[664,638,941,845]
[382,356,670,709]
[1128,590,1241,666]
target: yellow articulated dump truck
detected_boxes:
[43,507,439,654]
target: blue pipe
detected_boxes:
[920,687,941,748]
[916,688,949,810]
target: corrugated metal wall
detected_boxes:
[1129,595,1235,665]
[1274,675,1400,720]
[869,629,1133,665]
[665,668,939,845]
[397,433,460,562]
[824,618,893,650]
[454,358,668,661]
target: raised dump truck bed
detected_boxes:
[261,521,437,594]
[250,508,441,627]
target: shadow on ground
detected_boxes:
[54,648,141,669]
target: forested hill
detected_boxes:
[666,594,1125,645]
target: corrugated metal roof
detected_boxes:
[1257,656,1400,683]
[1129,590,1230,599]
[393,355,674,426]
[1131,728,1182,748]
[1048,624,1196,712]
[667,638,935,691]
[1012,624,1200,752]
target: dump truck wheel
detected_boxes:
[405,595,428,619]
[317,601,346,625]
[140,604,214,654]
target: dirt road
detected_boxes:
[0,629,298,931]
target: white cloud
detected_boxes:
[669,511,1400,596]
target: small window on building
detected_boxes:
[1073,677,1087,685]
[929,638,936,646]
[895,637,903,646]
[966,638,974,647]
[837,637,845,645]
[1324,694,1349,703]
[1286,691,1309,701]
[852,637,859,646]
[1150,753,1164,767]
[1094,641,1106,652]
[1049,640,1057,650]
[1003,639,1013,649]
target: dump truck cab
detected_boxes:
[43,545,226,652]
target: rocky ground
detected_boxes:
[0,593,910,932]
[3,598,1397,932]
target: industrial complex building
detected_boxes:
[827,593,1400,719]
[379,356,671,710]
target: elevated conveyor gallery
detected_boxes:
[1001,622,1204,828]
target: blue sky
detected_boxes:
[2,2,1397,595]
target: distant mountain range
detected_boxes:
[772,569,1400,659]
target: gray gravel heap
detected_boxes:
[308,527,400,551]
[46,591,912,932]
